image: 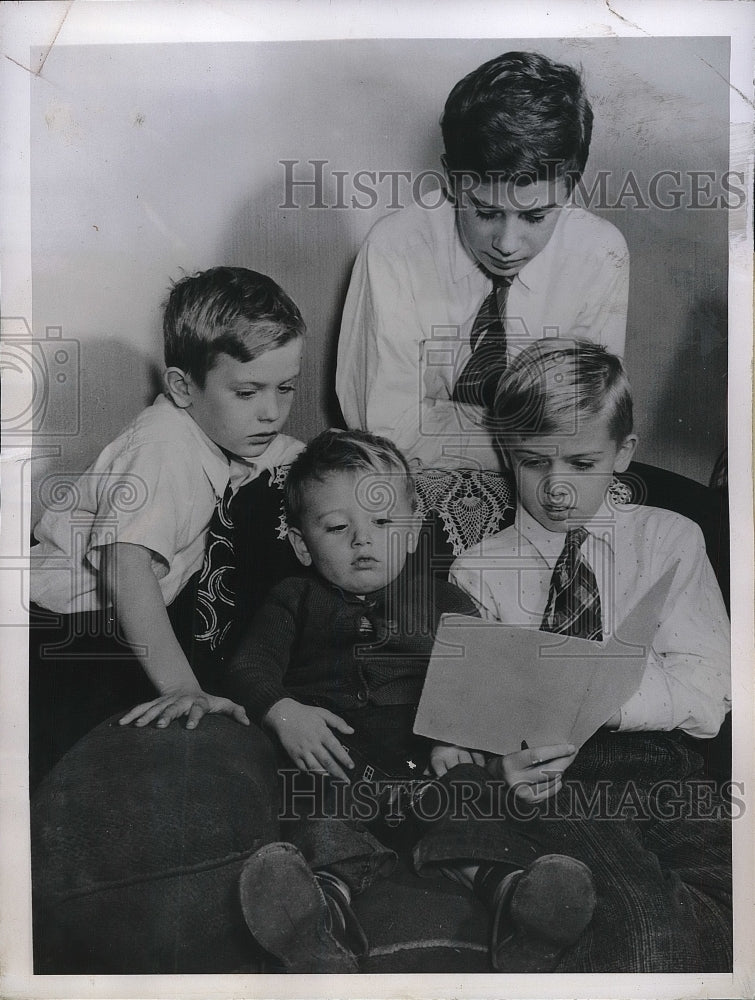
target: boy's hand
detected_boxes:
[119,689,250,730]
[429,742,485,777]
[264,698,355,781]
[487,743,577,803]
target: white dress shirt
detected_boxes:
[337,197,629,470]
[31,394,304,613]
[449,502,731,738]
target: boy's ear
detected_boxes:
[405,510,423,556]
[497,448,514,474]
[613,434,638,474]
[164,367,195,409]
[441,155,456,204]
[287,527,313,567]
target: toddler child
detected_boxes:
[414,339,732,972]
[29,266,305,784]
[224,429,484,972]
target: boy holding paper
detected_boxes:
[413,339,732,972]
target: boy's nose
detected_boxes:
[544,476,569,499]
[491,218,521,256]
[351,524,373,546]
[257,393,280,423]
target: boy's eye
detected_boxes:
[572,461,596,471]
[475,210,501,222]
[235,390,256,399]
[521,458,548,469]
[373,518,393,527]
[325,523,348,533]
[278,383,297,394]
[522,212,546,225]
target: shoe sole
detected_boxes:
[493,854,597,973]
[239,842,359,974]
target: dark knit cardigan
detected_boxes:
[224,563,477,724]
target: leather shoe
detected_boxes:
[491,854,596,972]
[239,842,366,973]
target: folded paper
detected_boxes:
[414,564,678,756]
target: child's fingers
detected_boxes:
[323,733,354,771]
[525,744,576,765]
[513,775,562,803]
[320,754,350,783]
[300,751,325,774]
[134,700,178,728]
[471,751,486,767]
[184,701,207,730]
[299,749,348,782]
[119,699,163,726]
[430,756,450,777]
[231,704,251,726]
[155,698,195,728]
[320,709,354,734]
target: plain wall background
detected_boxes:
[29,36,730,525]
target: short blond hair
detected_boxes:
[493,339,633,447]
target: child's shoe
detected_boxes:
[486,854,596,972]
[239,842,368,973]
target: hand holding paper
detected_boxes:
[488,742,578,802]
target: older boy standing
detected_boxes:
[337,51,629,470]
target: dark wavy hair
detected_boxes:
[441,51,593,191]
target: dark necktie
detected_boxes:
[541,526,603,641]
[194,482,237,651]
[452,278,511,409]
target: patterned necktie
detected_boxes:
[194,481,237,651]
[541,526,603,641]
[452,278,511,409]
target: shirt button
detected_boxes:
[357,691,368,703]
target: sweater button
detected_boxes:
[357,690,368,702]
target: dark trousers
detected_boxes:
[28,604,157,788]
[275,703,431,895]
[413,731,733,972]
[28,577,234,788]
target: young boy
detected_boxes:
[224,429,486,973]
[29,266,305,784]
[415,339,732,972]
[337,51,629,470]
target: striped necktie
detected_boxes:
[452,278,511,410]
[194,481,237,651]
[541,526,603,641]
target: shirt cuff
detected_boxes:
[617,654,675,732]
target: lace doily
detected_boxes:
[271,464,292,540]
[415,469,515,556]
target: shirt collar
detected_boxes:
[513,202,572,292]
[155,394,231,498]
[450,209,480,283]
[156,394,303,499]
[516,496,617,565]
